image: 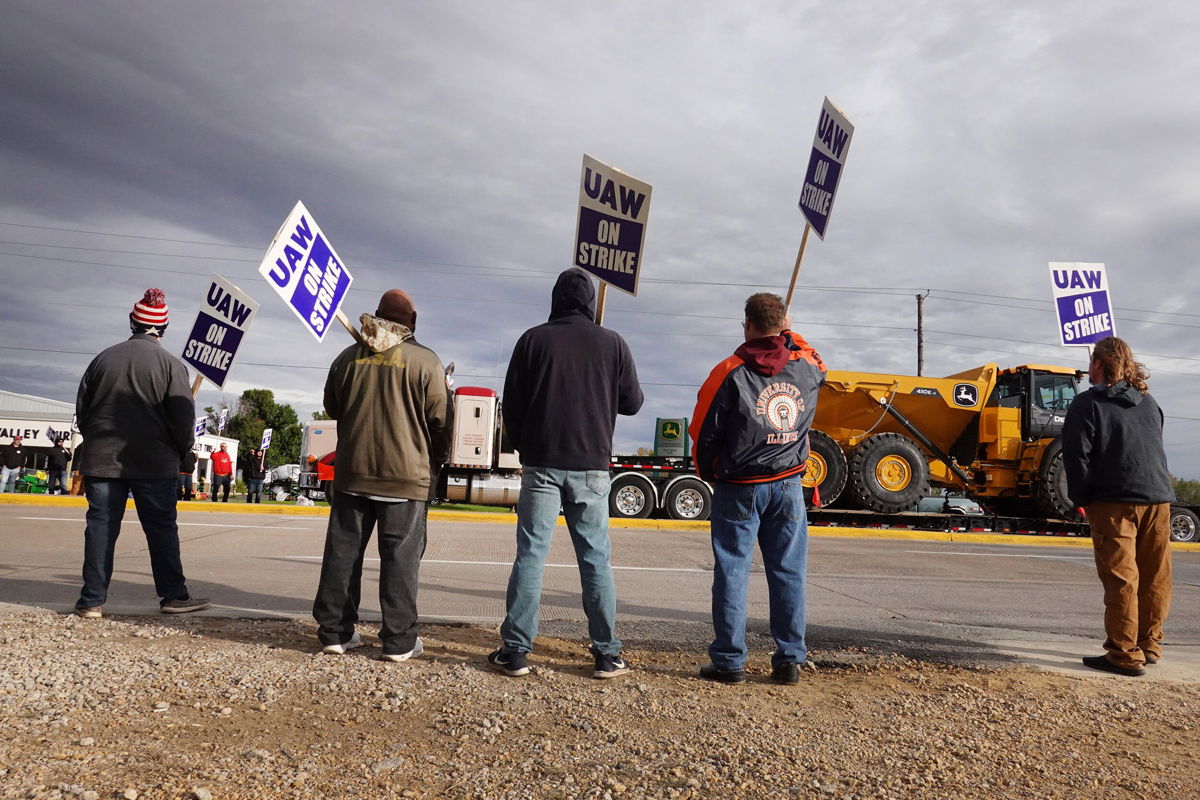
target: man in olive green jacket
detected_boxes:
[313,289,451,661]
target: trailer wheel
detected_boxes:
[849,433,930,514]
[802,430,848,506]
[1170,507,1200,543]
[665,478,711,521]
[609,474,655,519]
[1036,439,1081,521]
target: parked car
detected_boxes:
[912,495,985,515]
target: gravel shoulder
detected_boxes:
[2,607,1197,800]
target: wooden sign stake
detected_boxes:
[784,223,812,312]
[336,309,364,344]
[595,283,609,327]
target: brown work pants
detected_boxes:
[1087,501,1172,669]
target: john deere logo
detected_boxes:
[953,383,978,408]
[660,421,681,440]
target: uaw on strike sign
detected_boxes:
[257,202,353,341]
[1048,262,1115,346]
[181,274,259,388]
[798,97,854,240]
[573,155,652,296]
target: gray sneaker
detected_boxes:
[75,606,103,619]
[321,631,363,655]
[381,637,424,662]
[160,597,212,614]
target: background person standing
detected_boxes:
[210,442,232,502]
[1,435,27,492]
[73,288,210,618]
[178,450,196,501]
[1063,336,1175,677]
[47,437,72,495]
[244,448,265,503]
[488,268,643,680]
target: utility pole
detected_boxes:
[916,291,929,376]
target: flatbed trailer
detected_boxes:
[608,454,1093,534]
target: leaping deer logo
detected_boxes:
[954,384,977,407]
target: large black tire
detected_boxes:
[609,474,655,519]
[1170,507,1200,543]
[803,430,848,507]
[849,433,930,514]
[665,478,712,521]
[1036,439,1081,520]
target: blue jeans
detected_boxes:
[500,467,621,656]
[77,477,190,609]
[0,466,18,492]
[709,479,808,670]
[245,478,264,502]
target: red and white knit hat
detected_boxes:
[131,288,169,329]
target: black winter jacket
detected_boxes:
[75,335,195,478]
[502,269,643,470]
[1061,380,1174,507]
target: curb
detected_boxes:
[3,494,1198,551]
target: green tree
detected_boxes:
[224,389,303,472]
[1172,477,1200,505]
[312,409,332,421]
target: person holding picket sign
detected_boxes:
[312,290,451,662]
[1063,336,1174,677]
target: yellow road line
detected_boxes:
[3,495,1197,551]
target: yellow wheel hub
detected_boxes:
[803,452,827,488]
[875,455,912,491]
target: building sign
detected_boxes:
[0,421,73,447]
[257,201,354,341]
[1048,262,1115,346]
[572,155,652,296]
[798,97,854,240]
[181,274,259,389]
[654,417,689,457]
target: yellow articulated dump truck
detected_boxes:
[804,363,1085,519]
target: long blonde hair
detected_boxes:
[1093,336,1149,393]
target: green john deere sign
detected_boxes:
[654,417,688,457]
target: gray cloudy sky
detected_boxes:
[2,1,1199,476]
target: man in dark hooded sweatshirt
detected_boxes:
[488,268,643,679]
[313,289,451,662]
[689,292,826,685]
[1063,336,1174,677]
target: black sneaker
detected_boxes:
[160,597,212,614]
[699,663,746,684]
[771,662,801,685]
[487,649,530,677]
[593,653,630,679]
[1081,654,1145,677]
[1145,655,1160,665]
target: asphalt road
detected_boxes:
[2,503,1197,679]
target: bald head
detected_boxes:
[376,290,416,329]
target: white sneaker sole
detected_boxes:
[594,664,630,679]
[381,637,424,662]
[321,632,363,655]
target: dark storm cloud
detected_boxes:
[2,0,1199,471]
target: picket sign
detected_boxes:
[786,97,854,310]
